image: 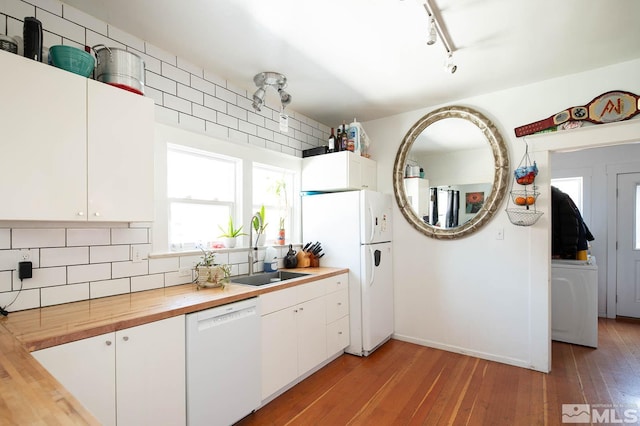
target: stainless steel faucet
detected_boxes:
[248,212,262,276]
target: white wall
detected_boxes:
[364,58,640,373]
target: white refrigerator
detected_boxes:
[302,190,393,356]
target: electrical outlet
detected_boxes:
[178,267,192,277]
[19,249,31,262]
[131,246,144,263]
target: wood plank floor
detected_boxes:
[237,318,640,425]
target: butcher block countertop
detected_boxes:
[0,267,347,425]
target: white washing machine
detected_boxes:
[551,259,598,348]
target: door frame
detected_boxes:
[606,162,640,318]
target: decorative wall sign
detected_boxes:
[514,90,640,137]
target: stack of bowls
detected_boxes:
[48,45,94,77]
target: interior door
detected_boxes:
[616,172,640,318]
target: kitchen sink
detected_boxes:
[231,271,310,286]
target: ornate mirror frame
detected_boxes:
[393,105,510,239]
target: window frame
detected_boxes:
[152,124,303,255]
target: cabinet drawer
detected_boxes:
[325,273,348,294]
[296,279,326,302]
[327,315,350,357]
[325,290,348,324]
[260,285,298,315]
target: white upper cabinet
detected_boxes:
[0,51,87,221]
[87,79,154,221]
[0,51,154,222]
[301,151,377,192]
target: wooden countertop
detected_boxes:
[0,267,347,425]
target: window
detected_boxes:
[551,177,583,214]
[167,144,241,251]
[253,164,295,244]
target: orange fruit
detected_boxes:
[526,196,536,205]
[515,197,526,205]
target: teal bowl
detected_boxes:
[49,45,95,77]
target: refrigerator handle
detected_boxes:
[367,205,375,243]
[368,247,376,286]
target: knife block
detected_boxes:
[308,253,320,268]
[296,251,311,268]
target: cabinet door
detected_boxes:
[32,333,116,426]
[261,307,298,400]
[87,80,154,221]
[116,315,186,426]
[360,157,377,190]
[297,296,327,376]
[301,152,349,192]
[0,51,87,220]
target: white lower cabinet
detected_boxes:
[32,316,186,426]
[260,273,349,401]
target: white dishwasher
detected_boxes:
[186,297,261,426]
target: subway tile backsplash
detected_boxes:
[0,225,289,311]
[0,0,305,311]
[1,0,329,157]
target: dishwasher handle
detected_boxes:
[191,297,258,322]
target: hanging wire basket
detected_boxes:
[509,189,540,206]
[506,208,544,226]
[506,140,543,226]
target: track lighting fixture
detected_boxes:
[251,71,292,112]
[444,53,457,74]
[426,18,437,45]
[252,86,266,111]
[419,0,458,73]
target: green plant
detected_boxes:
[218,215,247,238]
[252,205,268,233]
[195,247,216,267]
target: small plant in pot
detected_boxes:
[218,216,247,248]
[252,205,268,246]
[194,248,231,289]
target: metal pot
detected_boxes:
[0,35,18,54]
[93,44,145,95]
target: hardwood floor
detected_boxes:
[237,318,640,425]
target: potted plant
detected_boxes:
[252,205,268,246]
[194,248,231,289]
[218,215,247,248]
[277,217,285,245]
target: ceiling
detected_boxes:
[62,0,640,127]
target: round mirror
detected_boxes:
[393,105,509,239]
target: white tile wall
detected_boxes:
[0,0,312,311]
[0,229,10,249]
[67,228,111,246]
[90,277,130,299]
[68,263,111,284]
[90,245,130,263]
[40,247,89,267]
[0,271,11,292]
[12,228,65,248]
[112,260,148,278]
[131,273,164,292]
[41,283,89,307]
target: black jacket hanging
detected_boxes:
[551,186,594,259]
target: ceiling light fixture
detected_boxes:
[252,86,266,111]
[426,18,437,46]
[251,71,292,112]
[444,53,457,74]
[419,0,457,73]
